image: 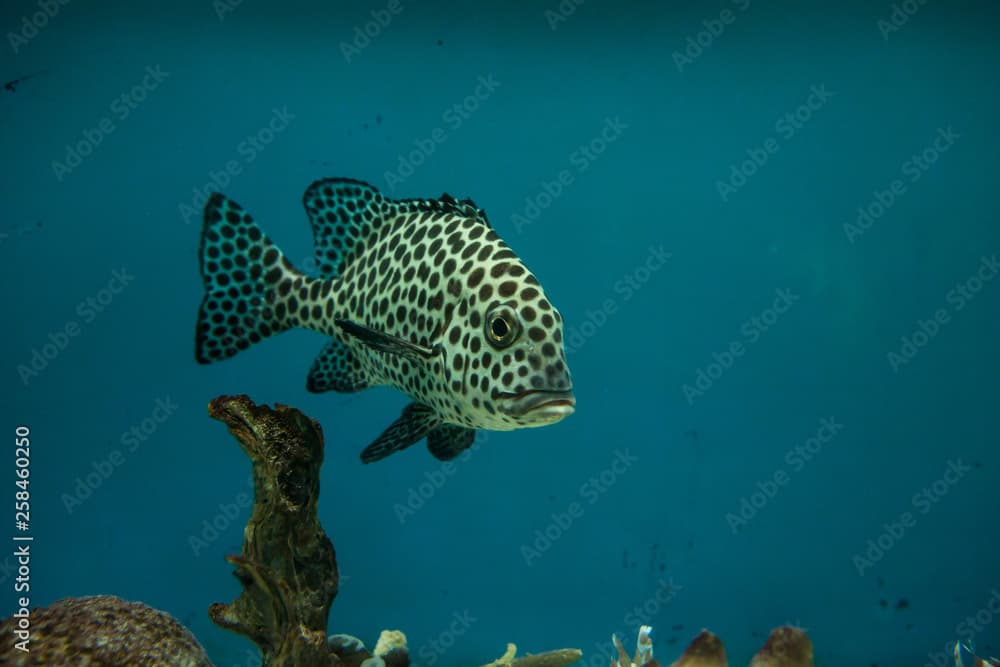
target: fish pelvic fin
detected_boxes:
[306,338,370,393]
[427,424,476,461]
[360,402,439,463]
[195,193,302,364]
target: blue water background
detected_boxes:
[3,1,998,665]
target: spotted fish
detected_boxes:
[195,178,575,463]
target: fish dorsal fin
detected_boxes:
[436,192,492,229]
[302,178,393,280]
[302,178,492,280]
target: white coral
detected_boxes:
[611,626,654,667]
[373,629,407,657]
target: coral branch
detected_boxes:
[206,394,339,667]
[512,649,584,667]
[206,396,581,667]
[1,395,583,666]
[481,643,583,667]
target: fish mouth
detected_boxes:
[498,389,576,422]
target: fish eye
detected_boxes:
[485,306,519,348]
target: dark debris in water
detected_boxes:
[3,71,44,93]
[346,113,386,137]
[1,219,42,245]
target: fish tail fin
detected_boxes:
[195,193,301,364]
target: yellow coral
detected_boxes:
[482,643,518,666]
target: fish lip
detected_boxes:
[497,388,576,420]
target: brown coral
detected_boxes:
[0,595,211,666]
[748,626,813,667]
[0,396,583,667]
[207,395,581,667]
[205,394,338,666]
[667,630,727,667]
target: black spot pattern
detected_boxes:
[306,339,368,393]
[361,402,439,463]
[303,179,384,279]
[427,423,476,460]
[194,178,573,460]
[195,194,298,363]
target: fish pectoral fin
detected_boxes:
[306,339,369,393]
[426,424,476,461]
[335,319,439,360]
[361,403,439,464]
